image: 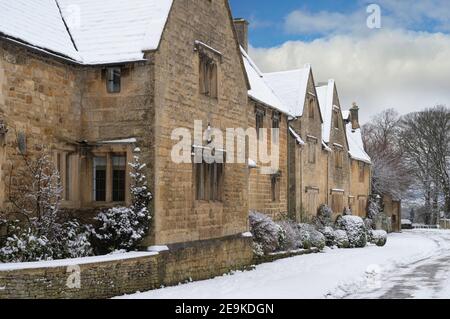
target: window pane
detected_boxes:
[107,68,121,93]
[93,157,107,202]
[112,156,126,202]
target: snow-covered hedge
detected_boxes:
[298,224,325,250]
[369,230,388,247]
[336,215,367,248]
[333,230,350,249]
[320,226,336,247]
[314,204,333,229]
[249,212,283,254]
[0,148,152,263]
[277,220,302,251]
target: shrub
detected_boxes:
[321,226,336,247]
[333,230,350,248]
[92,150,152,254]
[314,205,333,229]
[343,207,352,216]
[249,212,282,254]
[298,224,326,250]
[277,220,302,251]
[336,215,367,248]
[370,230,388,247]
[0,229,52,263]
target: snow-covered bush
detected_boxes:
[336,215,367,248]
[277,220,302,251]
[367,197,381,220]
[252,242,264,257]
[370,230,388,247]
[92,150,152,253]
[0,151,94,262]
[58,221,93,259]
[249,212,282,254]
[0,229,52,263]
[298,224,325,250]
[314,204,333,229]
[321,226,336,247]
[333,230,350,249]
[343,207,352,216]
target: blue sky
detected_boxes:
[229,0,450,121]
[229,0,450,47]
[229,0,361,46]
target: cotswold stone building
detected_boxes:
[236,22,372,223]
[0,0,374,269]
[0,0,255,273]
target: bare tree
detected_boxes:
[399,106,450,222]
[362,109,412,201]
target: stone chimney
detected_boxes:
[234,18,249,52]
[350,102,360,130]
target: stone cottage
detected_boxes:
[236,20,373,223]
[316,80,352,219]
[343,106,372,217]
[0,0,255,274]
[240,42,291,221]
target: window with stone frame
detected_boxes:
[308,99,315,119]
[56,151,77,202]
[195,161,224,202]
[308,139,317,164]
[106,67,121,93]
[334,110,340,129]
[112,156,126,202]
[359,161,365,182]
[272,112,280,145]
[199,52,218,98]
[93,157,107,202]
[92,153,128,203]
[271,173,281,202]
[255,107,265,140]
[335,146,344,169]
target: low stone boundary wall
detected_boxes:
[0,234,253,299]
[253,248,320,265]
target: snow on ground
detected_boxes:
[117,230,446,299]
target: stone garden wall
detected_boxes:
[0,234,253,299]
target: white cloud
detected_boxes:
[249,30,450,122]
[284,9,368,35]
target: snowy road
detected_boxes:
[344,230,450,299]
[117,230,450,299]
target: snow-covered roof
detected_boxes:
[346,124,372,164]
[241,48,292,115]
[316,80,336,144]
[264,66,311,118]
[0,0,173,65]
[342,110,350,121]
[0,0,81,61]
[289,126,305,146]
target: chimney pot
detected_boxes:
[234,19,249,52]
[350,102,360,130]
